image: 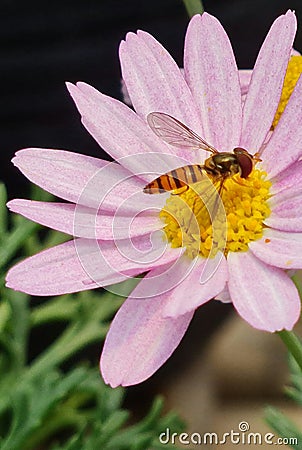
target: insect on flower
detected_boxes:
[144,112,256,197]
[5,10,302,388]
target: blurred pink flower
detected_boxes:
[6,11,302,386]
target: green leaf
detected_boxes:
[1,368,87,450]
[0,219,39,270]
[265,406,302,449]
[285,357,302,405]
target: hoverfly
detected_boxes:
[144,112,255,196]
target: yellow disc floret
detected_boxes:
[160,169,271,259]
[272,55,302,128]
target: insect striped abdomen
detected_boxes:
[143,164,204,194]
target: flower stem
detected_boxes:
[182,0,204,17]
[0,184,8,241]
[277,330,302,371]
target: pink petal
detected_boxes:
[215,284,232,303]
[12,148,163,214]
[240,10,297,152]
[119,30,202,134]
[67,82,188,174]
[184,13,242,151]
[261,74,302,178]
[249,228,302,269]
[13,148,107,206]
[7,200,163,240]
[239,70,252,97]
[6,240,128,296]
[271,160,302,193]
[292,48,301,56]
[228,250,301,332]
[6,232,182,296]
[266,187,302,231]
[163,252,228,317]
[100,265,194,387]
[123,68,252,107]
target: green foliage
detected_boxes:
[0,183,185,449]
[265,407,302,450]
[265,357,302,449]
[285,357,302,406]
[50,395,183,450]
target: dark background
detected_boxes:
[2,0,302,199]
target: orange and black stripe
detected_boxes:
[143,164,204,194]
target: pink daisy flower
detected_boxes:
[6,11,302,387]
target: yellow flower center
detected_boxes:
[160,170,271,259]
[272,55,302,129]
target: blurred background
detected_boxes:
[2,0,302,446]
[2,0,302,198]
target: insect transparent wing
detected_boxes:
[147,112,218,153]
[185,176,227,257]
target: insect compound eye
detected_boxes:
[235,152,253,178]
[233,148,254,178]
[233,147,253,158]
